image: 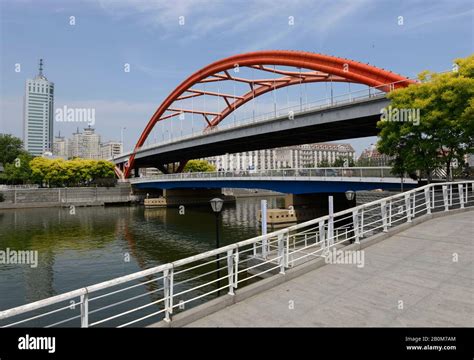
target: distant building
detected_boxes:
[23,59,54,156]
[140,168,160,177]
[206,143,355,171]
[100,141,123,160]
[67,126,101,159]
[52,133,68,159]
[358,145,392,166]
[467,154,474,167]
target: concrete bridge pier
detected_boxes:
[262,193,356,225]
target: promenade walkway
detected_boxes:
[187,211,473,327]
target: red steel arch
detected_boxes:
[124,50,414,177]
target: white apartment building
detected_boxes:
[67,126,101,159]
[23,59,54,156]
[100,141,123,160]
[52,134,68,159]
[207,143,355,171]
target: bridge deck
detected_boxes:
[186,211,473,327]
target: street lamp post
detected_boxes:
[210,198,224,297]
[345,190,355,202]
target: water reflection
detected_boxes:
[0,196,284,311]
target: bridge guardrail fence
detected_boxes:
[130,167,408,183]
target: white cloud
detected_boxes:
[90,0,374,45]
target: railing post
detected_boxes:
[227,249,235,295]
[360,209,364,238]
[256,200,267,257]
[381,201,388,232]
[163,268,174,322]
[262,234,268,259]
[328,196,334,247]
[278,233,285,274]
[80,292,89,328]
[319,219,326,252]
[424,188,431,214]
[449,184,453,206]
[442,185,449,211]
[352,209,360,244]
[405,194,412,222]
[233,248,239,291]
[458,184,464,209]
[431,186,435,209]
[412,193,416,218]
[388,200,392,227]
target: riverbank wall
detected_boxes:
[0,183,135,210]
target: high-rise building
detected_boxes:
[23,59,54,156]
[100,141,123,160]
[52,132,68,159]
[67,126,101,159]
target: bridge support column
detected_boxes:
[156,164,169,174]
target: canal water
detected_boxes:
[0,197,284,319]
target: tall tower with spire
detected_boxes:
[23,59,55,156]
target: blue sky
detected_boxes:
[1,0,473,155]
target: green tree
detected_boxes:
[3,153,33,184]
[333,156,355,167]
[183,160,216,172]
[317,158,331,167]
[29,157,116,187]
[0,134,28,166]
[29,157,51,186]
[377,54,474,182]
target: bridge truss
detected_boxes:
[121,51,415,177]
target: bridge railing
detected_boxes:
[119,77,418,157]
[1,180,472,328]
[130,167,411,183]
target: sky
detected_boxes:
[0,0,473,155]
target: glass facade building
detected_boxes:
[23,59,54,156]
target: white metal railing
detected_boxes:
[115,76,420,160]
[1,180,472,328]
[130,167,417,184]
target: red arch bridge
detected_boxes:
[113,50,415,178]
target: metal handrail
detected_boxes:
[114,75,421,158]
[1,180,472,327]
[130,167,415,183]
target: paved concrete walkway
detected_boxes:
[188,211,474,327]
